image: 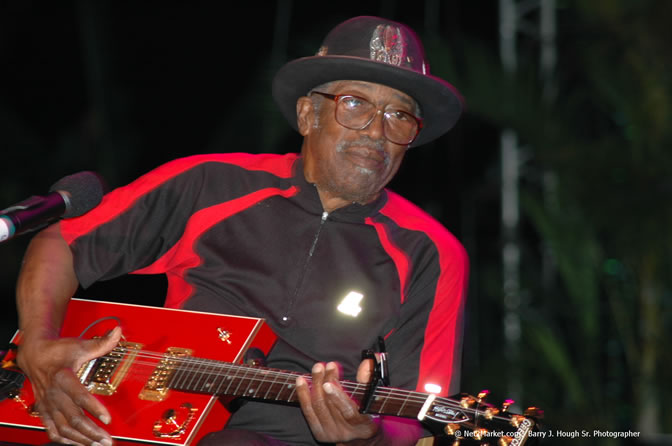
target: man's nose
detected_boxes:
[360,109,385,141]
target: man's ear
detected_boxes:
[296,96,315,136]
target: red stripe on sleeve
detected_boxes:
[379,190,468,396]
[364,217,410,304]
[60,153,298,244]
[132,186,299,309]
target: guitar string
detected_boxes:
[106,347,436,403]
[88,346,489,415]
[87,348,521,425]
[102,346,462,409]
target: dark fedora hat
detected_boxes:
[272,16,463,147]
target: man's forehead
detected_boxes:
[328,80,417,108]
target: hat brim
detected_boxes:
[272,55,463,147]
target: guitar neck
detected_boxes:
[167,357,426,419]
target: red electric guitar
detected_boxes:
[0,299,541,445]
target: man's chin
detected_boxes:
[324,179,382,205]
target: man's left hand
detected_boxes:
[296,361,379,443]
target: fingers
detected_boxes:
[356,358,374,384]
[75,326,122,371]
[41,369,114,445]
[21,333,119,446]
[297,362,378,443]
[296,364,327,440]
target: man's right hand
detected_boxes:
[16,327,122,446]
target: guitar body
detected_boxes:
[0,298,277,445]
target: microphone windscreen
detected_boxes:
[49,171,106,218]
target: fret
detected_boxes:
[166,359,185,390]
[349,382,365,405]
[192,359,211,392]
[231,365,252,396]
[171,359,194,392]
[198,359,220,393]
[184,357,202,392]
[361,387,396,417]
[286,378,298,402]
[375,387,389,414]
[213,363,234,395]
[250,368,278,399]
[222,362,242,395]
[276,372,298,402]
[201,361,223,393]
[399,391,424,419]
[241,367,260,397]
[396,388,412,417]
[262,369,281,399]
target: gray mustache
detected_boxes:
[336,137,386,153]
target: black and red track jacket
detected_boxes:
[60,152,468,443]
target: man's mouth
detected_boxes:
[338,139,388,171]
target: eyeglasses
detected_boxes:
[310,91,423,146]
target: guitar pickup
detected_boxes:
[139,347,193,402]
[77,341,143,396]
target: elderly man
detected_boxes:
[15,16,467,446]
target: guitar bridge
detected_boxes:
[77,341,143,396]
[139,347,193,401]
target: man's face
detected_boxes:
[298,80,417,207]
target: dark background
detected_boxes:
[1,1,670,445]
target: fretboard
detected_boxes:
[167,357,430,419]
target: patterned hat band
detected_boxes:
[316,23,428,75]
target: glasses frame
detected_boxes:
[310,91,423,146]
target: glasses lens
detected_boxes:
[335,96,376,128]
[383,110,419,145]
[335,95,420,145]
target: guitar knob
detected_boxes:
[485,407,500,419]
[444,423,461,436]
[524,406,544,419]
[477,389,490,401]
[473,428,488,440]
[510,414,526,428]
[501,399,515,412]
[460,396,476,408]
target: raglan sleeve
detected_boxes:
[384,229,469,397]
[59,158,208,289]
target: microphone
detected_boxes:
[0,171,105,243]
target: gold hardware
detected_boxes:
[460,396,476,408]
[498,436,514,445]
[477,389,490,400]
[510,414,526,428]
[217,328,232,344]
[77,341,142,396]
[140,347,192,401]
[444,423,461,436]
[152,403,197,439]
[473,428,488,440]
[485,407,500,419]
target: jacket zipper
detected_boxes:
[281,211,328,325]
